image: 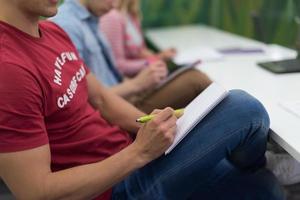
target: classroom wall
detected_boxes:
[141,0,300,48]
[58,0,300,48]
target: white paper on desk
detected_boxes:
[265,44,297,61]
[165,82,229,154]
[174,47,223,65]
[279,101,300,118]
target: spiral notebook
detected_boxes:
[165,82,229,154]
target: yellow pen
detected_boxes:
[136,108,184,123]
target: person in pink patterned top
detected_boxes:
[100,0,177,77]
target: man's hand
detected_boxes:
[132,61,168,91]
[132,107,178,163]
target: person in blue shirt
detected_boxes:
[51,0,212,113]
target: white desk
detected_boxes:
[147,25,300,161]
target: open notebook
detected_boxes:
[165,82,229,154]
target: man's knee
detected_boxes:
[227,89,270,130]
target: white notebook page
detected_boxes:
[165,82,229,154]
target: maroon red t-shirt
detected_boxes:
[0,20,132,200]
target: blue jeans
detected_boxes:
[112,90,285,200]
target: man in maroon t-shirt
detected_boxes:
[0,0,284,200]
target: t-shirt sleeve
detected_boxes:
[0,63,49,152]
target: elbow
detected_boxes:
[115,61,127,76]
[88,90,105,111]
[89,97,103,110]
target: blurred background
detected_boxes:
[141,0,300,48]
[59,0,300,48]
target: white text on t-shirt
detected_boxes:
[57,65,86,109]
[53,52,78,86]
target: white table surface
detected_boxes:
[147,25,300,161]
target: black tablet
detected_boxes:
[258,58,300,74]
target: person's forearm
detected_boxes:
[42,144,146,200]
[87,73,143,133]
[116,58,147,77]
[101,87,145,133]
[140,47,154,58]
[109,78,141,98]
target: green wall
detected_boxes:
[141,0,300,48]
[59,0,300,48]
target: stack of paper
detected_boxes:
[265,44,297,61]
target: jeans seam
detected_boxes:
[136,121,267,199]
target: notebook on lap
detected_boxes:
[156,59,201,89]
